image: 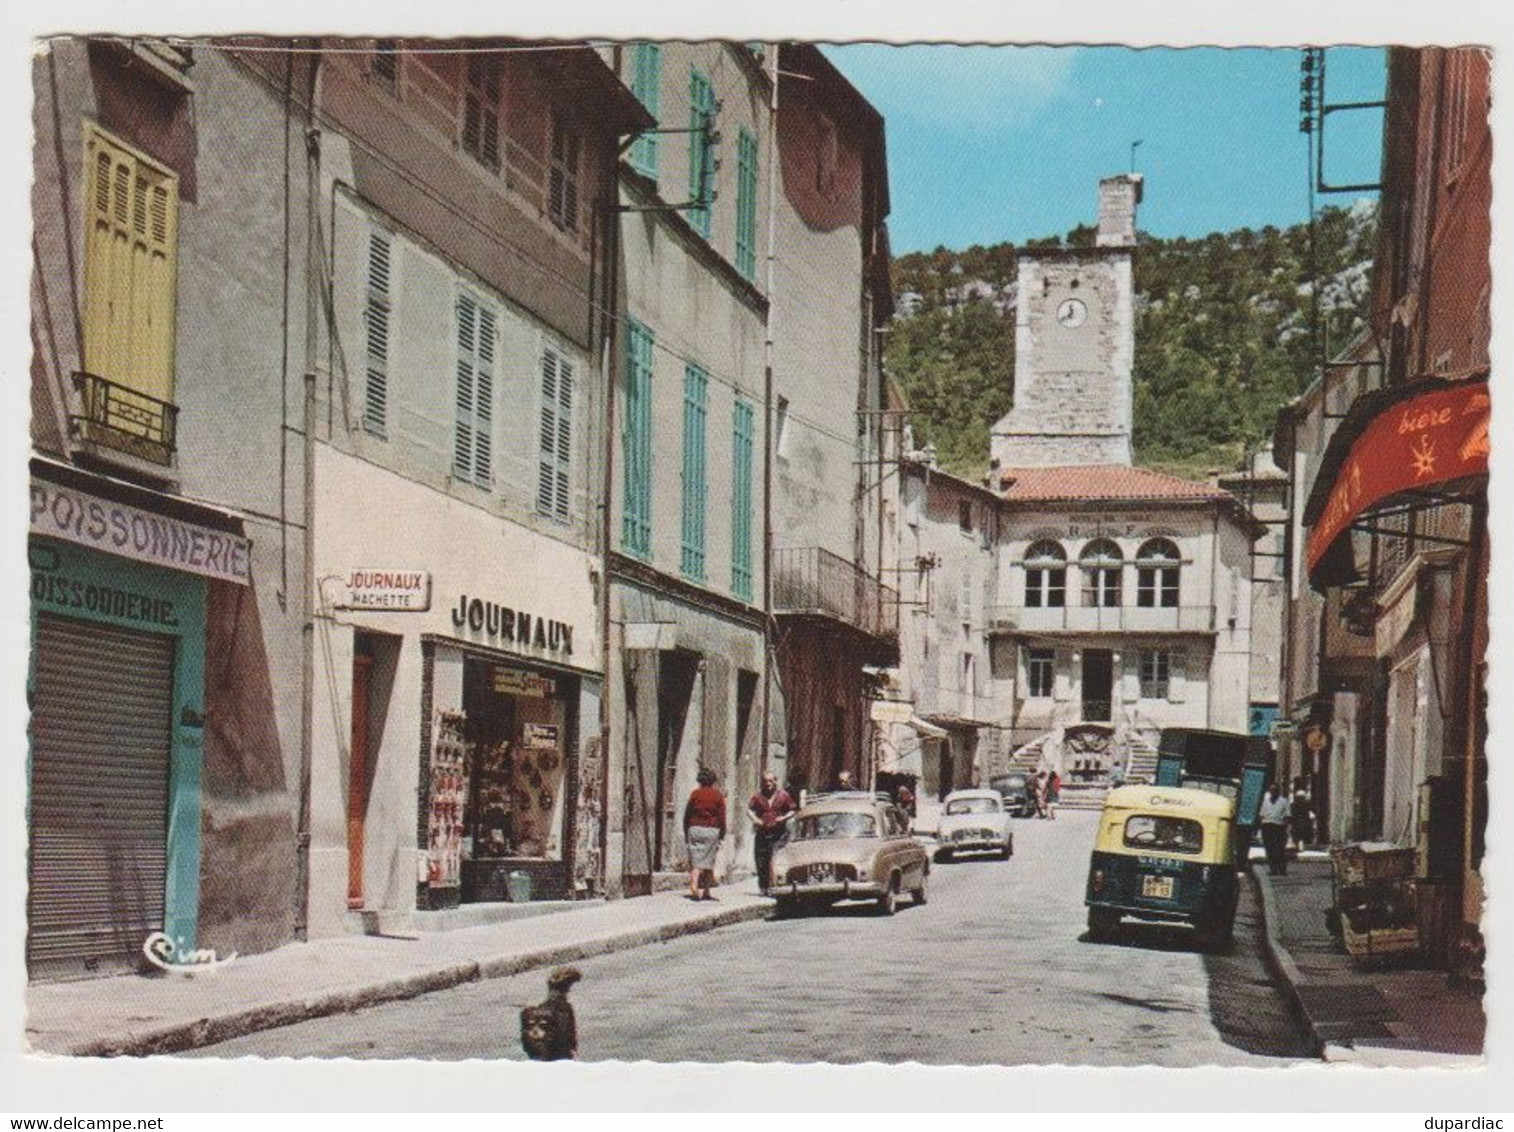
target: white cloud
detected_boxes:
[823,44,1079,129]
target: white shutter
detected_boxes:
[474,304,495,485]
[453,292,477,481]
[362,229,391,436]
[538,346,574,522]
[454,291,494,486]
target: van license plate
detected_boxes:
[1141,875,1174,899]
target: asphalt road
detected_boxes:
[186,811,1314,1065]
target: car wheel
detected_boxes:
[934,848,953,864]
[1087,907,1120,940]
[877,876,900,916]
[911,870,928,906]
[773,898,799,920]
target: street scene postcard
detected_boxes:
[9,6,1508,1115]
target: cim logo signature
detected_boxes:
[142,932,237,975]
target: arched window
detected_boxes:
[1080,539,1123,608]
[1023,540,1066,608]
[1136,538,1181,608]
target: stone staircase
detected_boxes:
[1006,726,1162,811]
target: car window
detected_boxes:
[946,797,1000,815]
[796,811,876,840]
[1123,814,1203,854]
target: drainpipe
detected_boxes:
[760,45,779,778]
[294,40,322,940]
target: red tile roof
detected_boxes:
[997,464,1237,504]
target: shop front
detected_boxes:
[27,470,251,980]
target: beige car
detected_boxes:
[769,793,930,916]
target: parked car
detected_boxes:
[989,772,1037,818]
[770,793,929,917]
[935,789,1014,862]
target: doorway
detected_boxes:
[1082,649,1114,722]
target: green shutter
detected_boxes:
[630,43,661,180]
[735,129,758,281]
[687,70,715,238]
[621,320,653,559]
[731,397,755,601]
[680,364,709,581]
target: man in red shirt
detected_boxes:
[747,771,798,895]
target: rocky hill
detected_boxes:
[886,200,1378,481]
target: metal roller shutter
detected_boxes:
[29,613,175,981]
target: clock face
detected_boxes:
[1056,298,1088,328]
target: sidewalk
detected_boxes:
[27,884,770,1058]
[1254,858,1485,1067]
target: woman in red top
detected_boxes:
[683,768,727,901]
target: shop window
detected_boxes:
[1081,539,1123,608]
[629,42,661,180]
[1027,648,1055,698]
[1136,538,1181,608]
[1024,540,1066,608]
[537,344,574,523]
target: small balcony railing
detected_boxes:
[989,604,1216,635]
[772,546,899,644]
[70,372,179,466]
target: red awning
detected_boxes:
[1303,375,1488,589]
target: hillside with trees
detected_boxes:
[886,201,1377,481]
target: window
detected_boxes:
[734,128,759,281]
[1081,539,1124,607]
[1139,650,1171,699]
[462,55,501,171]
[945,797,1001,816]
[796,811,875,841]
[958,499,974,533]
[371,40,399,91]
[1027,648,1055,698]
[680,364,709,581]
[1136,538,1181,608]
[361,228,392,437]
[82,125,179,404]
[1023,540,1066,608]
[621,320,654,558]
[1123,815,1202,854]
[537,345,574,523]
[731,398,755,601]
[548,119,581,233]
[629,43,661,179]
[687,69,716,237]
[453,290,495,486]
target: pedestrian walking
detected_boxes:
[1259,782,1290,876]
[1045,770,1061,820]
[683,768,727,901]
[1033,771,1048,819]
[1290,778,1314,853]
[747,771,797,895]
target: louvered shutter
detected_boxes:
[735,129,758,280]
[473,305,495,485]
[454,291,494,486]
[630,44,661,178]
[680,364,708,581]
[731,398,754,600]
[454,293,477,480]
[28,615,175,980]
[621,321,654,558]
[538,346,573,522]
[363,230,392,436]
[687,71,716,237]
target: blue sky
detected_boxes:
[821,45,1387,253]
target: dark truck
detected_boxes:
[1153,728,1274,868]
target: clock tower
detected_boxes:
[990,173,1143,469]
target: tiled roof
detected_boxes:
[996,464,1237,504]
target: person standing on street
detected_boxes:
[1290,777,1314,853]
[1045,769,1061,820]
[683,768,727,901]
[1032,771,1048,818]
[747,771,797,895]
[1259,782,1291,876]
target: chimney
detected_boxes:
[1096,173,1144,248]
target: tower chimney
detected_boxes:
[1096,173,1144,247]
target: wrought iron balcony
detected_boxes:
[773,546,900,646]
[70,372,179,466]
[989,603,1216,635]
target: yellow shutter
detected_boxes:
[82,125,178,404]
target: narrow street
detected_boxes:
[187,812,1313,1065]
